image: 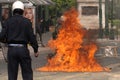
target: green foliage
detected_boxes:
[113,19,120,35]
[49,0,76,17]
[104,19,120,38]
[113,19,120,26]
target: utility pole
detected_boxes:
[0,4,2,21]
[99,0,103,38]
[105,0,109,38]
[0,4,2,32]
[109,0,114,39]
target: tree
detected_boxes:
[49,0,76,17]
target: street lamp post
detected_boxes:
[0,4,1,21]
[99,0,103,38]
[105,0,109,38]
[109,0,114,39]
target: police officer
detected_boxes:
[0,1,39,80]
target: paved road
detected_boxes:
[1,32,120,80]
[1,46,120,80]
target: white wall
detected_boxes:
[77,1,105,29]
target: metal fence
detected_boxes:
[101,0,120,40]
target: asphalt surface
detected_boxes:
[0,32,120,80]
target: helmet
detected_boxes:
[12,1,24,11]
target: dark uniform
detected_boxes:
[0,14,38,80]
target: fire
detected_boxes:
[37,8,109,72]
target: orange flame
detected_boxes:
[37,8,109,72]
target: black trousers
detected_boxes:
[7,46,33,80]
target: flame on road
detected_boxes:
[37,8,109,72]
